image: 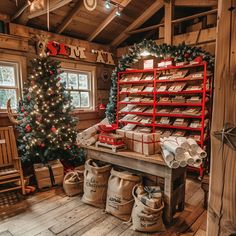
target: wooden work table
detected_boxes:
[83,145,187,224]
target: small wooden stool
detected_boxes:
[201,175,209,209]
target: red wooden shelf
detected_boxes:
[119,80,154,85]
[119,91,154,95]
[155,124,201,131]
[156,77,203,83]
[119,111,153,116]
[118,101,153,106]
[119,120,153,126]
[119,111,202,119]
[117,62,212,177]
[157,90,204,95]
[156,113,202,119]
[157,102,202,107]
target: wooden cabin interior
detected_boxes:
[0,0,235,235]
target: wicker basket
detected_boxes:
[63,167,84,197]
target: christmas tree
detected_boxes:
[16,56,84,166]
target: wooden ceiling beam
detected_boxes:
[174,0,217,7]
[127,23,164,35]
[111,0,164,47]
[28,0,73,19]
[172,9,218,24]
[56,0,83,34]
[88,0,132,42]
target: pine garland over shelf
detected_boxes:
[106,39,215,124]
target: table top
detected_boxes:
[83,145,166,166]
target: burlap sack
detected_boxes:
[82,159,111,208]
[106,169,141,221]
[63,167,84,197]
[131,184,166,232]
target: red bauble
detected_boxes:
[25,124,31,132]
[58,77,61,81]
[27,96,31,101]
[184,53,190,58]
[24,112,28,117]
[51,126,57,133]
[21,106,25,112]
[40,143,45,148]
[49,71,53,75]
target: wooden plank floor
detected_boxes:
[0,178,206,236]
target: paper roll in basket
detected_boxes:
[63,168,84,197]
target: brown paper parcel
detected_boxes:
[106,169,141,221]
[82,159,111,208]
[131,185,165,232]
[34,159,64,189]
[117,130,160,155]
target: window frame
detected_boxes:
[60,68,95,112]
[0,61,21,112]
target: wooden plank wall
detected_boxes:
[117,27,216,59]
[207,0,236,235]
[0,24,114,130]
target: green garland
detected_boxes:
[106,39,215,123]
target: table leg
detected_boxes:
[164,175,174,225]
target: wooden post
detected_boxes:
[164,0,173,44]
[207,0,236,235]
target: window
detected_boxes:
[0,62,20,110]
[60,70,93,110]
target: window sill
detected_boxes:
[0,112,16,118]
[71,109,98,115]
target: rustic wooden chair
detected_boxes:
[0,126,25,195]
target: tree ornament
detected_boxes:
[51,126,57,133]
[25,124,31,132]
[21,106,25,112]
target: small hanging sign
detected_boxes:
[143,59,154,69]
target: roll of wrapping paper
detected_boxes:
[187,138,199,151]
[196,146,207,158]
[176,137,191,150]
[161,140,185,155]
[185,152,195,165]
[162,148,175,163]
[82,126,97,139]
[175,153,186,161]
[179,159,187,167]
[85,135,98,146]
[167,160,180,169]
[193,155,203,166]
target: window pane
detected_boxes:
[81,92,89,107]
[79,74,88,89]
[0,89,17,109]
[60,72,67,85]
[0,65,15,86]
[68,73,78,89]
[70,91,80,108]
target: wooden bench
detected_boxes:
[83,145,186,224]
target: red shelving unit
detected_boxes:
[117,63,213,177]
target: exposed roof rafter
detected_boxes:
[111,0,164,47]
[88,0,132,42]
[174,0,217,7]
[56,0,83,34]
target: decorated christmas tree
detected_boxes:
[16,56,84,166]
